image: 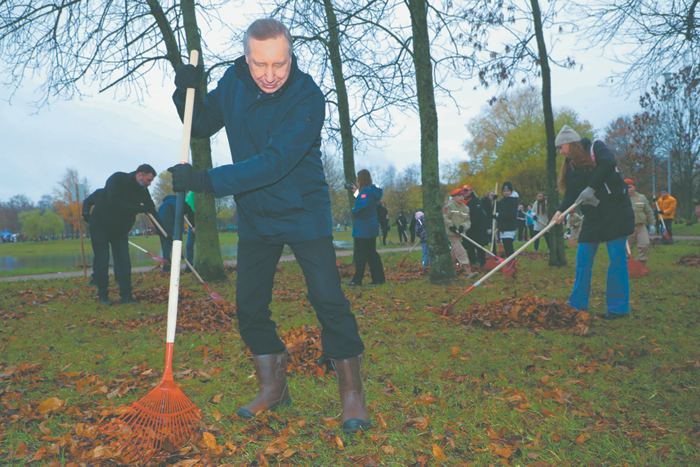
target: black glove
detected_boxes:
[174,63,203,89]
[449,226,458,234]
[82,213,90,223]
[532,215,538,221]
[458,225,465,234]
[168,164,206,193]
[138,204,150,214]
[493,195,498,201]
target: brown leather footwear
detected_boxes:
[238,352,292,419]
[333,355,371,433]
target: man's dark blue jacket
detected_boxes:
[173,55,329,245]
[557,138,634,243]
[90,172,161,235]
[352,185,383,238]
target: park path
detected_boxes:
[3,235,697,283]
[0,245,415,283]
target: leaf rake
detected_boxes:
[101,50,202,462]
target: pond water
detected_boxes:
[0,241,353,272]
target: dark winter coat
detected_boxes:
[556,138,634,243]
[481,196,495,225]
[158,194,196,238]
[496,195,519,232]
[377,204,390,232]
[82,189,103,223]
[173,55,329,245]
[396,214,408,231]
[90,172,161,235]
[352,185,383,238]
[464,193,487,239]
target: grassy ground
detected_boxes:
[1,237,699,466]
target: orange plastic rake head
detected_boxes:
[102,344,201,462]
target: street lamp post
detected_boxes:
[662,72,673,196]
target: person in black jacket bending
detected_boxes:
[552,125,634,320]
[461,185,488,266]
[90,164,164,305]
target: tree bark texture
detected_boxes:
[530,0,567,266]
[321,0,357,208]
[182,0,227,281]
[408,0,455,282]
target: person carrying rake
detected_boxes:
[551,125,634,320]
[168,18,370,433]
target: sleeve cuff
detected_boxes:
[202,170,215,193]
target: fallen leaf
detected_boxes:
[381,445,395,454]
[432,443,447,461]
[36,397,65,414]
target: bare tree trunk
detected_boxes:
[322,0,357,208]
[530,0,566,266]
[181,0,227,281]
[408,0,455,282]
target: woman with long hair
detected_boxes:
[347,169,385,286]
[552,125,634,320]
[531,192,550,251]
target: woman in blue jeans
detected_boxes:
[552,125,635,320]
[347,169,386,286]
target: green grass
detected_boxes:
[1,238,699,465]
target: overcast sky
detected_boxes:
[0,9,646,204]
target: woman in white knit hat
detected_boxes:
[551,125,635,320]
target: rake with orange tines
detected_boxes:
[626,240,650,278]
[442,200,583,316]
[101,51,202,461]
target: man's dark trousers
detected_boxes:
[462,232,487,266]
[160,236,173,272]
[236,235,365,359]
[90,221,132,300]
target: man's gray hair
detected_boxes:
[244,18,293,57]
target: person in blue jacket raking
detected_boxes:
[168,18,370,433]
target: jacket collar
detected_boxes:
[234,54,299,98]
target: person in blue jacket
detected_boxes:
[157,194,195,272]
[552,125,634,320]
[167,18,369,433]
[346,169,386,286]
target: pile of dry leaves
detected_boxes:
[452,293,593,334]
[676,253,700,267]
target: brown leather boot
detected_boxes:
[333,355,371,433]
[237,352,292,419]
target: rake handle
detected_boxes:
[166,50,199,346]
[147,212,168,238]
[490,183,498,250]
[459,231,500,259]
[442,200,583,317]
[398,239,421,267]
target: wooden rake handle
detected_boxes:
[459,231,499,259]
[473,200,583,288]
[166,50,199,346]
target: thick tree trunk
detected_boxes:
[408,0,455,282]
[530,0,566,266]
[322,0,356,209]
[182,0,227,281]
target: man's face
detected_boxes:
[136,172,154,188]
[628,184,636,196]
[462,189,472,198]
[557,143,570,155]
[661,190,668,198]
[245,35,292,94]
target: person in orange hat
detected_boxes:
[626,179,653,264]
[443,188,477,278]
